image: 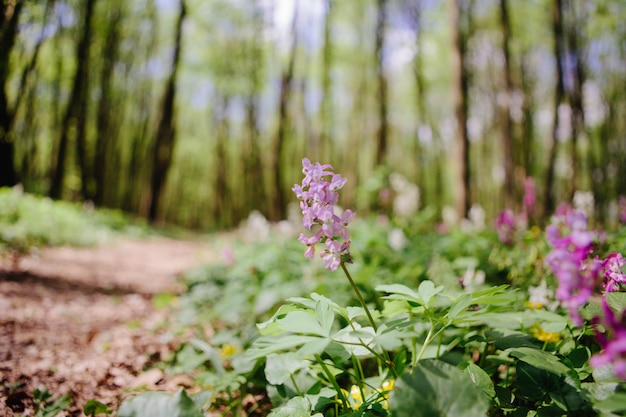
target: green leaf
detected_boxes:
[257,304,300,336]
[515,361,557,401]
[35,393,71,417]
[470,285,516,306]
[274,301,334,338]
[117,389,203,417]
[297,337,331,357]
[417,280,444,307]
[508,347,570,375]
[377,283,422,304]
[278,310,330,337]
[461,362,496,398]
[265,353,309,385]
[388,360,490,417]
[267,396,312,417]
[606,292,626,313]
[448,293,472,320]
[592,392,626,413]
[83,399,113,416]
[246,335,320,360]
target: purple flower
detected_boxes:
[590,298,626,380]
[494,209,516,245]
[545,210,595,325]
[293,158,353,271]
[602,253,626,293]
[523,177,536,215]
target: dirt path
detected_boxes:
[0,237,221,416]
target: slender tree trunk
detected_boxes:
[566,0,586,201]
[544,0,565,219]
[243,0,266,218]
[451,0,471,219]
[75,0,96,200]
[409,0,429,204]
[520,56,535,178]
[374,0,389,167]
[318,0,333,164]
[271,2,298,221]
[0,0,24,187]
[94,6,122,206]
[499,0,515,209]
[49,0,97,199]
[212,94,230,228]
[148,0,186,222]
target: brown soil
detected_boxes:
[0,237,221,416]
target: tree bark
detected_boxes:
[243,0,265,218]
[499,0,516,209]
[94,6,122,206]
[148,0,186,222]
[49,0,97,199]
[543,0,565,219]
[565,0,586,201]
[318,0,333,165]
[0,0,24,187]
[374,0,389,167]
[271,2,298,221]
[451,0,471,219]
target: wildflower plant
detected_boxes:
[118,161,626,416]
[246,159,519,416]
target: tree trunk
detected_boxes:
[0,0,24,187]
[451,0,471,219]
[318,0,333,164]
[49,0,97,200]
[212,94,230,227]
[565,0,586,201]
[271,2,298,221]
[543,0,565,219]
[94,6,122,206]
[148,0,186,222]
[374,0,389,167]
[499,0,516,210]
[243,0,265,218]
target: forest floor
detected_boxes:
[0,237,221,416]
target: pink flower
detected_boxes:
[494,209,516,245]
[523,177,536,215]
[591,298,626,380]
[293,158,353,271]
[602,253,626,292]
[545,210,595,325]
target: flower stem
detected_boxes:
[316,354,348,409]
[341,262,378,332]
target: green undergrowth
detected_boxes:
[0,186,187,259]
[137,213,626,416]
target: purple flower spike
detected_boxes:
[293,158,353,271]
[545,210,595,325]
[494,209,516,245]
[602,253,626,293]
[591,298,626,380]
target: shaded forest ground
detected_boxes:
[0,237,220,416]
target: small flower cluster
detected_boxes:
[590,299,626,379]
[545,209,626,379]
[494,209,516,245]
[293,158,355,271]
[545,210,596,325]
[602,253,626,292]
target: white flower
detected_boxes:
[388,228,408,251]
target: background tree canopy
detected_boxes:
[1,0,625,230]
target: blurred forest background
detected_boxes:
[0,0,624,230]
